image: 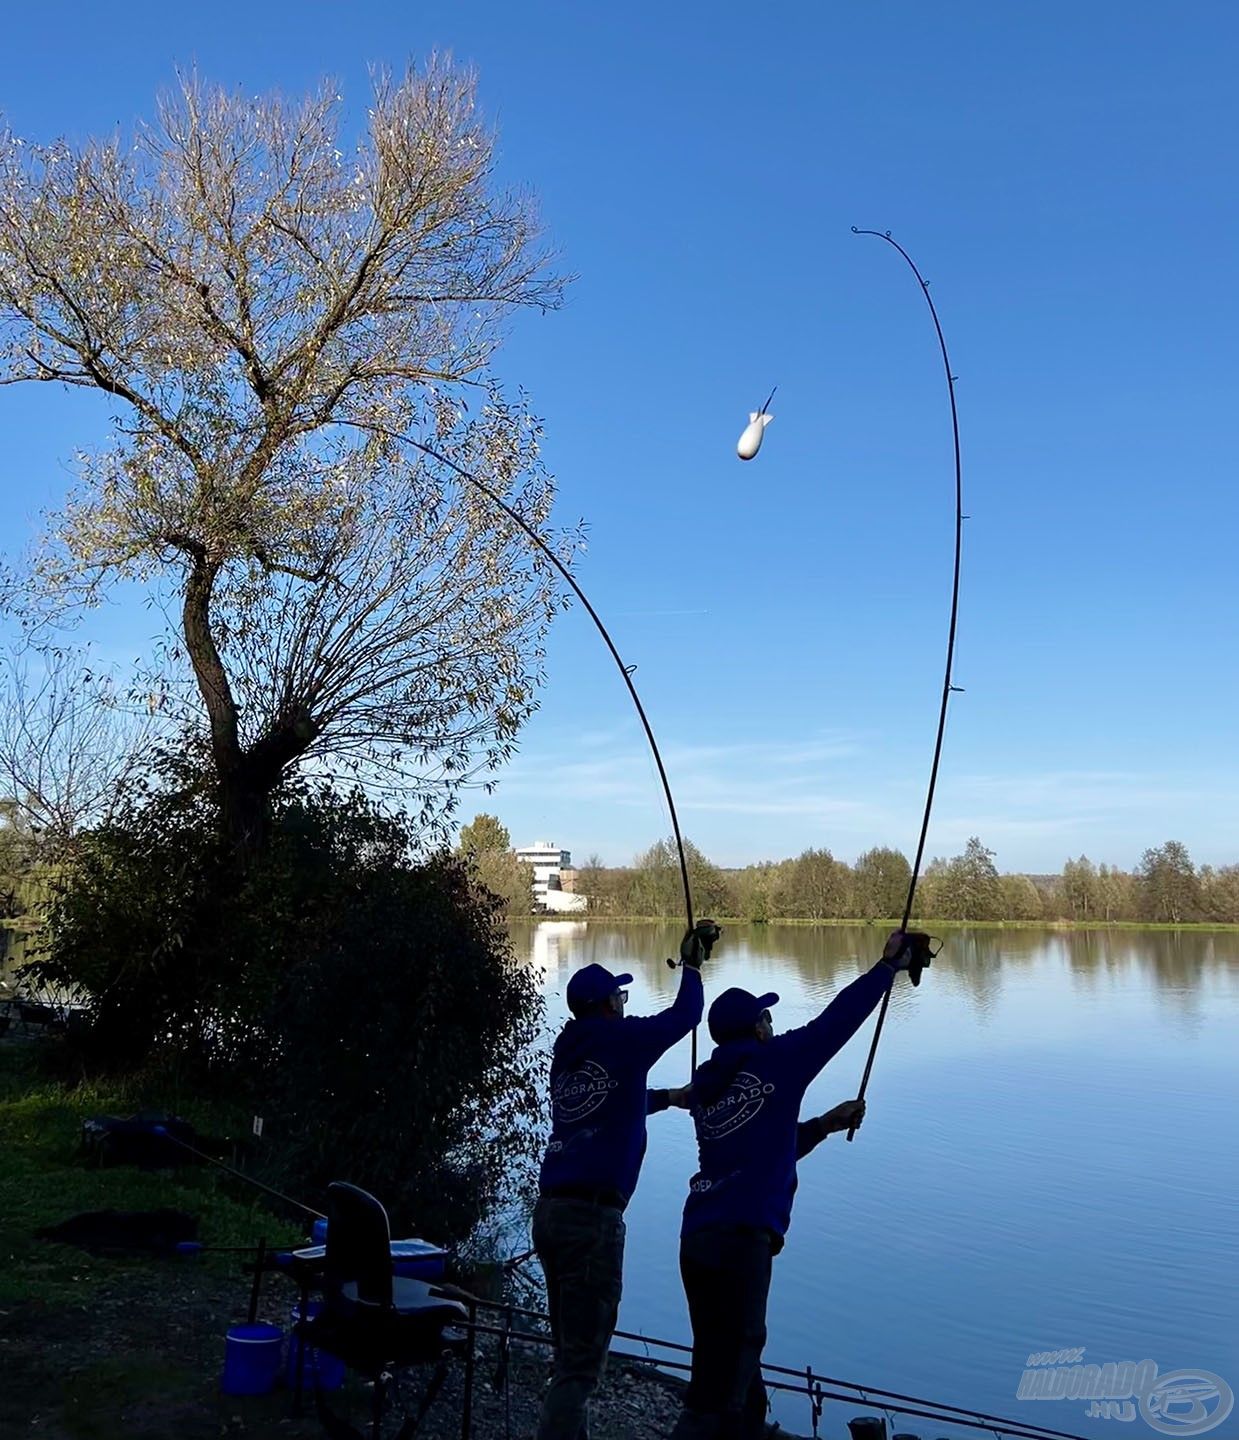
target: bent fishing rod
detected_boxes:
[351,420,703,1064]
[847,228,964,1140]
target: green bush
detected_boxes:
[261,844,546,1240]
[24,767,547,1242]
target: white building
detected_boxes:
[542,887,587,913]
[515,841,587,913]
[514,840,571,898]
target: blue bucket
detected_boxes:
[288,1302,346,1392]
[221,1322,283,1395]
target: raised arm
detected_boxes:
[625,963,703,1060]
[776,963,892,1086]
[624,922,720,1062]
[777,931,927,1086]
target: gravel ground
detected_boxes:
[388,1334,707,1440]
[1,1261,809,1439]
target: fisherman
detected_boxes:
[669,930,930,1439]
[534,921,721,1440]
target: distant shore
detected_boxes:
[517,915,1239,932]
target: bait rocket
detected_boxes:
[736,387,776,460]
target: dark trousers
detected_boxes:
[670,1224,774,1440]
[532,1195,626,1440]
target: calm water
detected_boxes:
[515,921,1239,1437]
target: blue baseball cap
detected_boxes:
[566,963,633,1016]
[708,987,779,1043]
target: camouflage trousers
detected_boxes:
[532,1195,626,1440]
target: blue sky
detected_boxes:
[1,3,1236,872]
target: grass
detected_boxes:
[58,1357,201,1440]
[0,1043,301,1304]
[0,1041,319,1438]
[0,1040,569,1439]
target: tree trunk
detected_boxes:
[182,558,240,771]
[181,553,325,865]
[218,776,270,865]
[216,715,321,866]
[182,557,259,862]
[183,555,309,864]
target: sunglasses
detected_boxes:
[615,989,629,1003]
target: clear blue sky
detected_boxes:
[2,2,1236,872]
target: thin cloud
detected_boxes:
[489,740,1239,870]
[500,730,882,826]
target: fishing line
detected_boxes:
[846,229,965,1138]
[352,421,701,1059]
[151,1125,327,1219]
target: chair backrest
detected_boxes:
[325,1182,393,1310]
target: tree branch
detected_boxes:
[251,544,340,588]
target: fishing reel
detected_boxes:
[666,919,722,970]
[901,930,941,987]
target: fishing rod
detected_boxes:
[156,1128,552,1280]
[151,1125,327,1220]
[352,420,703,1065]
[847,228,965,1140]
[460,1295,1094,1440]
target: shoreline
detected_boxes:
[517,915,1239,932]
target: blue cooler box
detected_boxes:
[283,1236,448,1280]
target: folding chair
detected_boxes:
[299,1182,469,1440]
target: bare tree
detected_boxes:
[0,643,146,844]
[0,59,570,858]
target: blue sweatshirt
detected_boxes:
[681,963,892,1242]
[539,966,703,1203]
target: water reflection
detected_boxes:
[526,920,589,984]
[516,921,1239,1024]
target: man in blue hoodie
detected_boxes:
[670,930,927,1439]
[534,920,720,1440]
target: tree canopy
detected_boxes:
[852,846,913,920]
[459,812,511,854]
[1137,841,1200,924]
[0,60,571,858]
[456,811,532,913]
[563,831,1237,925]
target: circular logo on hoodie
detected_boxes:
[553,1061,618,1122]
[698,1071,774,1139]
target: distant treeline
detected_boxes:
[573,837,1239,925]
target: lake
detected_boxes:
[514,920,1239,1438]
